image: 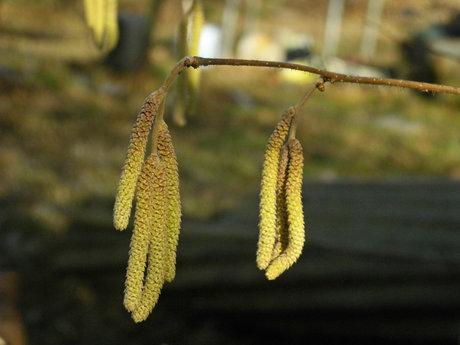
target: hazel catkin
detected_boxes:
[114,89,165,231]
[84,0,119,51]
[123,154,164,312]
[157,121,182,282]
[257,108,295,270]
[271,144,289,261]
[130,156,167,322]
[265,138,305,280]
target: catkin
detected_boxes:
[265,138,305,280]
[83,0,95,35]
[123,154,162,312]
[257,108,295,270]
[130,156,167,322]
[271,145,289,261]
[114,89,165,231]
[104,0,119,51]
[84,0,119,51]
[157,121,182,282]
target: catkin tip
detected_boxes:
[265,268,281,281]
[264,138,305,280]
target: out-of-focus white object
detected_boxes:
[430,38,460,59]
[198,24,222,58]
[323,0,345,58]
[237,32,284,60]
[324,56,384,78]
[221,0,241,57]
[360,0,385,61]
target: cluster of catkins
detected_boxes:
[113,87,181,323]
[83,0,119,51]
[257,107,305,280]
[114,86,307,322]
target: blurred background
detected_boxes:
[1,0,460,344]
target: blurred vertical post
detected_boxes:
[322,0,345,58]
[221,0,241,57]
[172,1,188,127]
[147,0,165,45]
[360,0,384,61]
[242,0,261,37]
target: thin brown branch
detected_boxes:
[178,56,460,95]
[288,80,322,141]
[294,79,322,111]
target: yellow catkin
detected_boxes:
[157,121,182,282]
[257,108,295,270]
[84,0,119,51]
[265,138,305,280]
[271,145,289,261]
[103,0,119,51]
[131,157,167,322]
[113,88,165,231]
[83,0,95,32]
[123,154,161,312]
[90,0,105,46]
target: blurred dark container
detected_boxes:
[104,13,150,72]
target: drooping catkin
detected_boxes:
[123,154,163,312]
[271,145,289,261]
[84,0,119,51]
[157,121,182,282]
[265,138,305,280]
[130,156,167,322]
[104,0,119,51]
[84,0,96,35]
[114,88,165,231]
[257,108,295,270]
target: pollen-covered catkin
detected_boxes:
[257,108,295,270]
[271,145,289,261]
[157,121,182,282]
[114,89,165,231]
[123,154,160,312]
[131,157,167,323]
[265,138,305,280]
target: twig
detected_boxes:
[294,79,323,111]
[288,79,323,141]
[173,56,460,95]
